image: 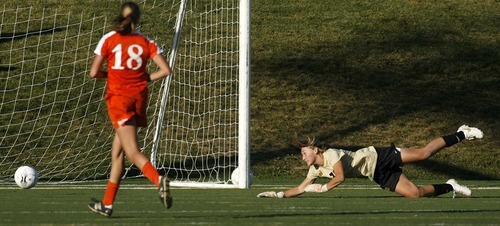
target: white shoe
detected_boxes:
[446,179,471,198]
[457,125,483,140]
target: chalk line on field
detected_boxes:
[0,184,499,190]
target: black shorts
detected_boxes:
[373,145,403,192]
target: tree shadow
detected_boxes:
[251,15,499,180]
[0,27,63,72]
[0,27,61,44]
[410,159,495,180]
[233,209,500,219]
[174,208,500,219]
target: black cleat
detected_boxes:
[159,176,173,209]
[88,198,113,217]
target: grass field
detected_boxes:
[1,0,499,225]
[1,179,499,225]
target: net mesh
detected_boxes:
[0,0,241,186]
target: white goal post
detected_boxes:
[0,0,251,188]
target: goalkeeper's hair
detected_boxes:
[292,135,327,153]
[114,1,141,34]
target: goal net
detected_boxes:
[0,0,251,188]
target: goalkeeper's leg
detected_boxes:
[400,126,482,164]
[395,174,469,198]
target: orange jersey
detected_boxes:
[94,30,162,128]
[94,30,163,98]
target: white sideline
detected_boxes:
[0,184,499,190]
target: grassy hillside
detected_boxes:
[250,0,499,180]
[0,0,498,181]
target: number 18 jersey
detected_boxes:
[94,30,163,98]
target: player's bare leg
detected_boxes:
[395,174,470,198]
[114,120,149,169]
[400,137,446,163]
[115,118,172,208]
[400,125,483,164]
[88,133,124,217]
[394,174,436,198]
[394,125,481,199]
[110,134,124,184]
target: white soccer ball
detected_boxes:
[231,167,253,187]
[14,166,39,189]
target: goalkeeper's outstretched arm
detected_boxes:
[257,160,345,198]
[257,177,314,198]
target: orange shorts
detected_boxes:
[106,94,148,129]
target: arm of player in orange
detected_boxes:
[89,55,107,79]
[148,54,171,81]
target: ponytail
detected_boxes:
[113,2,141,34]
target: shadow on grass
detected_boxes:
[0,66,15,72]
[411,159,496,180]
[251,15,499,180]
[232,209,500,219]
[173,208,500,219]
[0,28,62,43]
[0,27,63,72]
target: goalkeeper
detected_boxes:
[257,125,483,199]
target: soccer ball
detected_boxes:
[14,166,39,189]
[231,167,253,187]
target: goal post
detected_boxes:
[149,0,187,167]
[0,0,252,188]
[151,0,252,189]
[237,0,252,189]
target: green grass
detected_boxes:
[1,0,498,193]
[1,179,499,225]
[1,2,498,225]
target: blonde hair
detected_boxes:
[113,2,141,34]
[293,135,326,153]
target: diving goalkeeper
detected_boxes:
[257,125,483,199]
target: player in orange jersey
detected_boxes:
[88,1,172,217]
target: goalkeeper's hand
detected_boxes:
[304,184,328,193]
[257,191,285,198]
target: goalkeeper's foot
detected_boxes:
[88,198,113,217]
[159,176,173,209]
[446,179,471,198]
[457,125,483,140]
